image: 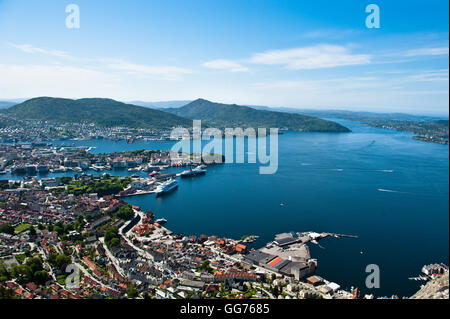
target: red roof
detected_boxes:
[267,256,283,267]
[6,281,18,289]
[26,282,39,291]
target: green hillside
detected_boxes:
[166,99,351,132]
[5,97,192,129]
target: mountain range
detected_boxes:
[4,97,191,129]
[129,100,192,109]
[2,97,351,132]
[165,99,350,132]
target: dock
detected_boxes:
[116,190,157,198]
[321,233,359,239]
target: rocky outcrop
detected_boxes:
[411,271,449,299]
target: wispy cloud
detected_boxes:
[249,44,371,70]
[105,60,193,80]
[404,69,449,82]
[405,47,449,57]
[8,44,194,80]
[252,77,379,91]
[9,43,71,58]
[0,64,122,99]
[202,59,248,72]
[301,29,361,40]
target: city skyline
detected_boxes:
[0,0,448,115]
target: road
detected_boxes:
[98,237,127,277]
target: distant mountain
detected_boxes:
[165,99,350,132]
[0,101,17,109]
[247,107,447,122]
[5,97,192,129]
[129,100,192,109]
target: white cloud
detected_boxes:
[250,72,448,113]
[405,47,449,57]
[249,44,371,70]
[8,43,71,58]
[202,59,248,72]
[8,44,193,80]
[405,69,449,82]
[252,77,380,91]
[301,29,360,39]
[0,64,122,99]
[105,59,193,80]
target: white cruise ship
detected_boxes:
[155,179,178,196]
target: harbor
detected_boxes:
[1,119,449,297]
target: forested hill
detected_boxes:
[5,97,192,129]
[166,99,351,132]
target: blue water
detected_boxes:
[5,120,449,297]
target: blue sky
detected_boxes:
[0,0,448,115]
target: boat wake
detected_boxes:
[377,188,409,194]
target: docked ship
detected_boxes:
[155,218,168,225]
[155,179,178,196]
[180,166,207,178]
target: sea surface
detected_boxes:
[5,119,449,297]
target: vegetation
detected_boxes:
[115,203,135,221]
[0,223,14,235]
[166,99,351,132]
[73,215,86,233]
[65,175,132,197]
[14,224,32,234]
[127,284,139,298]
[6,97,192,129]
[198,261,214,274]
[104,227,121,249]
[367,119,449,142]
[48,253,71,271]
[6,257,49,285]
[14,254,27,264]
[0,285,17,299]
[4,97,352,132]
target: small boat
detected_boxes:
[155,218,168,225]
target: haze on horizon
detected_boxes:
[0,0,448,116]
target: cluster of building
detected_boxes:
[0,114,177,144]
[0,137,365,300]
[422,264,449,277]
[0,143,214,178]
[0,170,369,300]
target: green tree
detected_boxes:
[104,227,120,249]
[0,286,17,299]
[28,226,36,236]
[116,204,134,220]
[33,270,49,285]
[0,224,14,235]
[127,284,139,298]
